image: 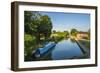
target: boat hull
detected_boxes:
[32,42,56,58]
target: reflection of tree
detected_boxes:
[70,38,76,43]
[88,29,90,40]
[65,37,69,40]
[64,31,69,38]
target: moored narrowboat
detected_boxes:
[32,42,56,58]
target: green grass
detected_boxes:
[50,32,69,43]
[75,39,90,58]
[56,32,68,37]
[78,40,90,49]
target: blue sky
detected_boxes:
[39,11,90,32]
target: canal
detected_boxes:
[52,39,83,60]
[35,38,84,61]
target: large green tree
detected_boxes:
[24,11,52,43]
[38,15,52,40]
[24,11,33,34]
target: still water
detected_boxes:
[35,38,84,60]
[51,39,83,60]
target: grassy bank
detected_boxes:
[78,40,90,49]
[76,39,90,58]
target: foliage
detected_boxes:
[38,15,52,40]
[50,31,69,43]
[24,11,52,42]
[24,34,36,61]
[70,29,78,36]
[55,32,67,37]
[24,11,33,34]
[64,31,69,37]
[52,30,56,33]
[24,11,53,61]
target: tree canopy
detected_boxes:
[24,11,52,42]
[70,29,78,36]
[64,31,69,37]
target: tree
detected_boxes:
[70,29,78,36]
[24,11,33,34]
[24,11,53,61]
[24,11,53,43]
[52,30,56,33]
[24,11,42,44]
[38,15,52,40]
[64,31,69,37]
[24,11,41,34]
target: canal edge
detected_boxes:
[75,39,87,54]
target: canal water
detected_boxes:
[35,38,84,60]
[51,39,83,60]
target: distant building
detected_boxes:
[77,32,89,39]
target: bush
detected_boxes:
[24,34,36,61]
[51,36,64,43]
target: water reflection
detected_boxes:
[33,38,84,61]
[51,38,83,60]
[70,38,76,43]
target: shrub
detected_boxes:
[24,34,36,61]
